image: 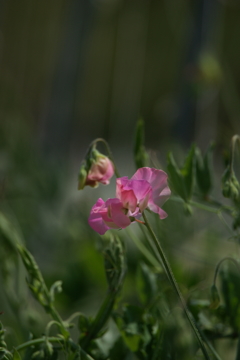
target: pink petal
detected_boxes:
[88,199,110,235]
[119,189,137,212]
[116,177,128,198]
[87,157,114,185]
[116,178,137,212]
[88,211,110,235]
[116,177,152,212]
[110,201,131,228]
[126,179,152,211]
[132,167,167,192]
[132,167,171,207]
[101,159,115,181]
[148,202,168,219]
[153,186,171,207]
[105,198,131,229]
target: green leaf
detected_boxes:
[167,145,196,203]
[220,265,240,329]
[180,144,195,198]
[109,337,129,360]
[195,144,214,197]
[113,305,151,354]
[12,350,21,360]
[134,119,149,169]
[136,263,157,305]
[0,212,23,252]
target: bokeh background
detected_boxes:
[1,0,240,356]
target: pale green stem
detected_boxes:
[213,257,240,286]
[45,321,62,337]
[65,312,83,324]
[201,332,223,360]
[14,337,63,351]
[80,285,119,350]
[235,333,240,360]
[170,195,233,215]
[217,212,234,235]
[230,135,240,174]
[142,211,211,360]
[14,337,94,360]
[49,308,69,338]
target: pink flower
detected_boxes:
[85,155,114,188]
[117,167,171,219]
[88,198,131,235]
[116,177,152,213]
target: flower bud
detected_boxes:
[78,165,87,190]
[222,166,240,201]
[78,149,114,190]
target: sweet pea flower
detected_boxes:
[88,198,131,235]
[116,167,171,219]
[78,151,114,190]
[86,155,114,187]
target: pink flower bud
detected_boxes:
[78,149,115,190]
[85,155,114,188]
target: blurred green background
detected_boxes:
[0,0,240,357]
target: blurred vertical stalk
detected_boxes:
[107,0,150,144]
[80,236,126,350]
[142,211,211,360]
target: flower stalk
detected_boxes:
[142,211,211,360]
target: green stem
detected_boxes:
[92,138,120,178]
[213,257,240,286]
[80,287,118,350]
[142,211,211,360]
[170,195,233,215]
[47,306,69,338]
[14,337,95,360]
[201,332,223,360]
[235,333,240,360]
[230,135,240,174]
[14,337,64,352]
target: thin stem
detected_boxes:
[47,306,69,338]
[217,212,234,235]
[45,320,62,337]
[201,331,223,360]
[92,138,121,178]
[235,333,240,360]
[15,337,63,352]
[14,337,94,360]
[80,288,117,349]
[213,257,240,286]
[170,195,233,215]
[65,312,83,325]
[230,135,240,174]
[142,211,211,360]
[134,219,146,225]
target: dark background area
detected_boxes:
[1,0,240,159]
